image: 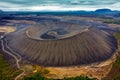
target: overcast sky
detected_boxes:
[0,0,120,11]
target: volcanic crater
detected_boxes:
[5,20,118,67]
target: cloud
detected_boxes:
[0,0,120,11]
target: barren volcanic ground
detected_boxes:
[4,18,118,67]
[0,15,120,80]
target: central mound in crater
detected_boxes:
[41,31,58,39]
[5,21,117,67]
[26,21,88,40]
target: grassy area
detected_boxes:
[114,75,120,80]
[114,32,120,41]
[103,32,120,80]
[63,76,96,80]
[0,51,22,80]
[112,57,120,80]
[112,33,120,80]
[24,72,97,80]
[114,58,120,68]
[103,19,120,24]
[23,65,97,80]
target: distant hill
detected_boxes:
[95,9,112,13]
[0,10,3,12]
[0,10,3,13]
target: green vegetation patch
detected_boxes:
[0,52,21,80]
[63,76,97,80]
[114,75,120,80]
[115,33,120,40]
[103,19,120,24]
[103,30,120,80]
[24,72,97,80]
[114,32,120,68]
[0,54,9,68]
[113,58,120,68]
[43,69,50,74]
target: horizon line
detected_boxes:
[1,9,119,12]
[0,6,119,12]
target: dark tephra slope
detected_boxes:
[5,21,117,67]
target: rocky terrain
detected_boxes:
[0,13,120,80]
